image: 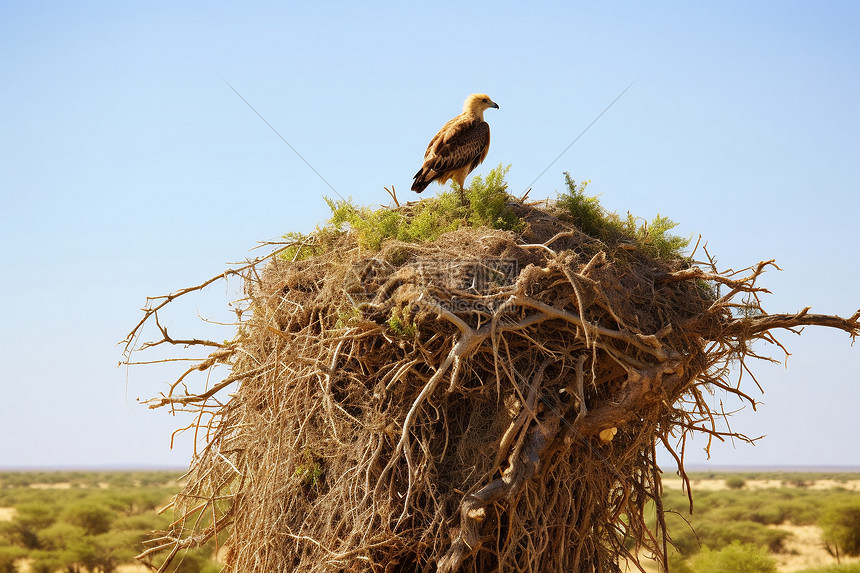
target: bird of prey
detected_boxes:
[411,93,499,194]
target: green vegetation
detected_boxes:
[652,474,860,571]
[281,165,522,257]
[281,167,691,261]
[556,173,690,259]
[0,546,26,573]
[281,230,327,262]
[2,468,860,571]
[691,541,777,573]
[388,307,418,337]
[667,517,792,554]
[821,501,860,558]
[726,476,747,489]
[0,471,220,573]
[325,164,521,250]
[662,485,860,529]
[294,450,325,491]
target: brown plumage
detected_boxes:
[412,93,500,193]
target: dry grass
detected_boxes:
[774,524,860,572]
[115,566,151,573]
[662,478,860,492]
[809,480,860,491]
[27,482,72,489]
[125,199,860,573]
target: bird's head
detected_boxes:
[463,93,500,118]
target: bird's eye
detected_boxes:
[482,98,488,103]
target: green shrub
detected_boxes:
[2,503,59,549]
[294,449,325,491]
[556,173,689,259]
[105,473,136,488]
[662,513,699,556]
[151,548,221,573]
[660,508,792,556]
[0,545,26,573]
[281,230,317,261]
[279,168,690,261]
[27,549,65,573]
[708,498,787,526]
[62,501,115,535]
[113,512,171,532]
[821,501,860,557]
[37,522,86,551]
[463,165,522,232]
[666,550,694,573]
[90,529,147,571]
[726,477,746,490]
[666,487,837,526]
[697,519,791,553]
[97,488,172,515]
[555,175,607,239]
[0,471,218,572]
[692,541,777,573]
[388,307,417,337]
[323,165,521,250]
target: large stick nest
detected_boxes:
[127,200,859,573]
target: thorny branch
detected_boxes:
[121,242,296,362]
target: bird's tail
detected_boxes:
[411,168,434,193]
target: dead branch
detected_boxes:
[122,242,295,360]
[438,408,562,573]
[724,309,860,339]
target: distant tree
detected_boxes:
[3,503,59,549]
[90,530,147,572]
[821,502,860,560]
[106,473,136,489]
[0,545,26,573]
[28,549,69,573]
[37,522,86,552]
[666,550,694,573]
[152,548,221,573]
[726,477,746,490]
[62,502,115,536]
[106,490,170,515]
[692,541,777,573]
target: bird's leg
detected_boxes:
[456,180,468,207]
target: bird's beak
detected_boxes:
[491,101,500,109]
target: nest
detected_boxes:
[127,200,859,573]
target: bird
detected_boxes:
[411,93,499,194]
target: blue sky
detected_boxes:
[1,1,858,469]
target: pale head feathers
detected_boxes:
[462,93,500,119]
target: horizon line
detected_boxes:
[2,464,860,473]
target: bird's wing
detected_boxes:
[423,118,490,174]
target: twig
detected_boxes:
[122,243,294,359]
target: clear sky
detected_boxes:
[1,1,858,470]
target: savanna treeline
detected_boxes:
[0,471,221,573]
[1,471,860,572]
